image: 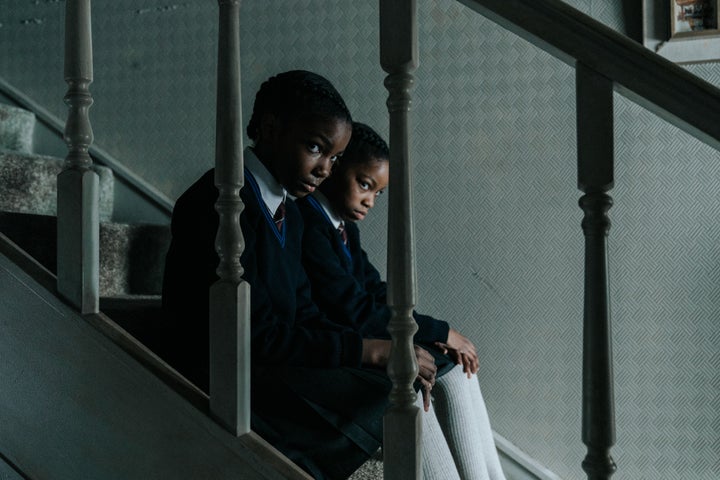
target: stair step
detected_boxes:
[0,103,35,154]
[0,211,170,297]
[349,452,383,480]
[0,150,114,221]
[100,222,170,296]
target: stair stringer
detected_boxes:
[0,233,310,480]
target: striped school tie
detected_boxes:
[273,201,285,232]
[337,222,348,246]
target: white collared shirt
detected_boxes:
[244,147,286,215]
[311,190,343,230]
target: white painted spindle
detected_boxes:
[209,0,250,435]
[380,1,422,478]
[57,0,99,314]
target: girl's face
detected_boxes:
[261,115,352,198]
[331,157,389,222]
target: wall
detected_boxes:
[2,0,720,478]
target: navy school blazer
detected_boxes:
[162,169,364,389]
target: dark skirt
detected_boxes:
[251,366,391,480]
[251,347,454,480]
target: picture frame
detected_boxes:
[644,0,720,63]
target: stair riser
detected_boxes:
[0,212,169,296]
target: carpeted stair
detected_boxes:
[0,102,169,342]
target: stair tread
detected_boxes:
[0,103,35,154]
[0,149,115,220]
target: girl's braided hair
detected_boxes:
[246,70,352,142]
[342,122,389,165]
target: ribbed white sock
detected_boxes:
[432,365,506,480]
[414,393,461,480]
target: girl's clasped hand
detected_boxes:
[435,328,480,378]
[360,338,438,411]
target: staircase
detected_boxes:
[0,100,318,479]
[0,99,392,480]
[0,234,312,480]
[0,97,544,480]
[0,102,170,346]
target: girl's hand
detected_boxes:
[414,344,437,412]
[361,339,436,412]
[361,339,392,367]
[434,328,479,378]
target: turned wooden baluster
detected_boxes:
[57,0,99,315]
[209,0,250,435]
[380,1,422,478]
[576,62,617,480]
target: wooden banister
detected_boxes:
[577,63,617,480]
[57,0,99,315]
[456,0,720,151]
[209,0,250,435]
[380,1,422,478]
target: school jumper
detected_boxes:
[296,192,450,347]
[162,149,392,480]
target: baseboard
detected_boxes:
[0,451,30,480]
[494,431,563,480]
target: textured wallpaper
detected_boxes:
[3,1,720,478]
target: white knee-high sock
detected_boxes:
[413,393,461,480]
[465,371,505,480]
[432,365,506,480]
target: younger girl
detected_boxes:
[163,72,438,479]
[297,122,506,480]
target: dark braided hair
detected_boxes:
[341,122,389,165]
[246,70,352,142]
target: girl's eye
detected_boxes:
[330,155,339,163]
[308,144,321,154]
[375,190,384,197]
[359,181,370,190]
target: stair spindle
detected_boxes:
[57,0,99,314]
[209,0,250,436]
[380,1,422,478]
[576,62,617,480]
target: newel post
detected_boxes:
[380,1,422,479]
[209,0,250,435]
[576,62,617,480]
[57,0,99,314]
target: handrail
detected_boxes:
[456,0,720,151]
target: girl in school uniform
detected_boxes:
[297,122,507,480]
[162,71,439,480]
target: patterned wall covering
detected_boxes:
[3,1,720,478]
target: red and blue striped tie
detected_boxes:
[337,222,348,246]
[273,201,285,232]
